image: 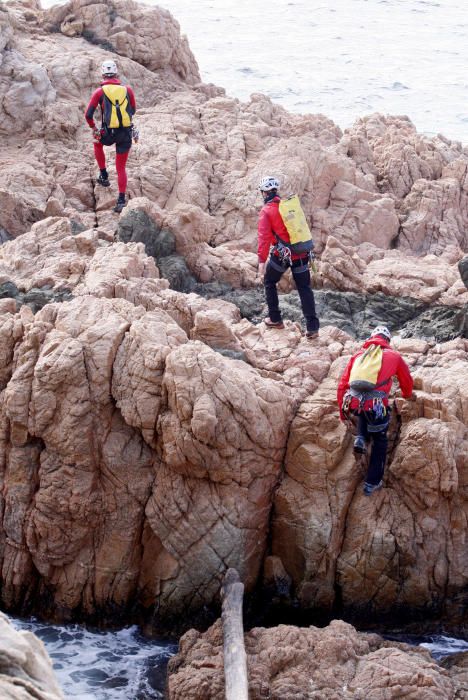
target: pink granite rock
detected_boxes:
[167,619,465,700]
[0,0,466,636]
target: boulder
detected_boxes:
[344,113,463,199]
[168,619,465,700]
[0,613,64,699]
[44,0,200,81]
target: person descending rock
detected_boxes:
[337,325,414,495]
[85,60,137,214]
[257,176,320,338]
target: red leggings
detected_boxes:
[93,143,129,194]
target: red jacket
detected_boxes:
[337,336,414,419]
[85,78,136,128]
[257,196,305,263]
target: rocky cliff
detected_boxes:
[0,0,466,634]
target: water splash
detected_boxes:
[11,618,176,700]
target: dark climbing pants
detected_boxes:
[357,411,389,486]
[264,254,319,332]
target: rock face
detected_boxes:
[0,613,63,699]
[167,619,468,700]
[0,0,201,237]
[0,218,466,629]
[0,287,294,623]
[0,0,466,636]
[272,341,468,623]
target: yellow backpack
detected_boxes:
[278,195,314,255]
[102,84,132,129]
[349,344,385,392]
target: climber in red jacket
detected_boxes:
[257,176,319,338]
[85,59,137,214]
[337,325,414,495]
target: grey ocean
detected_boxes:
[157,0,467,142]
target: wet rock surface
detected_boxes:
[117,208,196,291]
[117,209,176,260]
[0,226,11,244]
[195,284,466,343]
[0,281,73,313]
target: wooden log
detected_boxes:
[221,568,248,700]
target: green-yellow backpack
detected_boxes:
[278,195,314,255]
[349,344,386,393]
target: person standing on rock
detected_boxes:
[85,60,137,214]
[257,176,320,339]
[337,325,414,496]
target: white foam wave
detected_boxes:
[420,634,468,659]
[11,618,176,700]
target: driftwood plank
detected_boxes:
[221,568,248,700]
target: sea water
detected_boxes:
[12,618,176,699]
[42,0,468,143]
[420,634,468,659]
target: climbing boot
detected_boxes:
[363,481,383,496]
[264,317,285,329]
[97,173,110,187]
[113,194,126,214]
[353,436,367,455]
[305,330,319,340]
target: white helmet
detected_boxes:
[259,176,280,192]
[101,60,118,77]
[371,325,392,342]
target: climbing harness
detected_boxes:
[341,386,390,432]
[271,236,314,274]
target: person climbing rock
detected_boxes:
[85,60,137,214]
[337,325,415,495]
[257,176,320,338]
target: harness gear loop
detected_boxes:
[274,236,293,266]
